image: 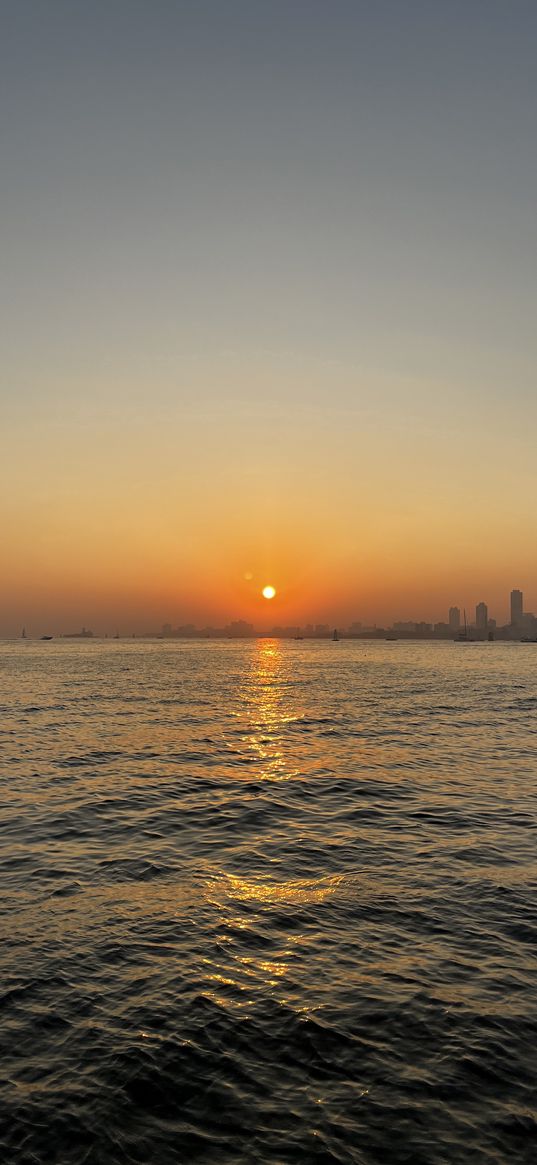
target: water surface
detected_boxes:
[1,639,537,1163]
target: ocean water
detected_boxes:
[1,638,537,1164]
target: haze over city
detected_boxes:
[2,1,537,634]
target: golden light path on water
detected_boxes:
[201,640,345,1013]
[237,638,301,782]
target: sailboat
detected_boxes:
[332,628,339,642]
[456,610,474,642]
[21,627,27,639]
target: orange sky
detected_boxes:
[2,5,537,636]
[2,380,536,634]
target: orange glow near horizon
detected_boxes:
[2,383,537,636]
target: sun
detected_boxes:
[262,585,276,600]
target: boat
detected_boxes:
[21,627,27,639]
[456,610,474,642]
[40,635,53,641]
[332,628,339,642]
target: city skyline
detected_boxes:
[6,586,535,642]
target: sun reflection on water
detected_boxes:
[206,870,344,905]
[200,867,346,1014]
[197,640,347,1011]
[233,638,302,782]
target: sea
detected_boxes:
[1,638,537,1164]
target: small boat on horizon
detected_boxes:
[332,628,339,642]
[40,635,53,641]
[456,610,475,642]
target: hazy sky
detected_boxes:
[2,0,537,633]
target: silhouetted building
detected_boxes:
[476,602,488,631]
[228,620,254,637]
[160,623,196,638]
[511,589,523,626]
[449,606,461,631]
[520,612,537,635]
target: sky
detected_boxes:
[2,0,537,634]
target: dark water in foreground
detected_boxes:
[1,639,537,1164]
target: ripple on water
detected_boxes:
[1,639,537,1164]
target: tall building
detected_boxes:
[476,602,488,631]
[510,589,523,626]
[449,606,460,631]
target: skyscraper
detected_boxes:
[476,602,488,631]
[449,606,460,631]
[510,589,523,626]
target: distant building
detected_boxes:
[227,620,254,637]
[449,607,461,631]
[161,623,196,638]
[520,612,537,636]
[476,602,488,631]
[511,589,523,626]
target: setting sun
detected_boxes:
[262,585,276,600]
